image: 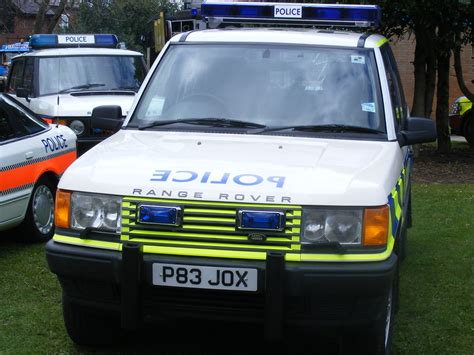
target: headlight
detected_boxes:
[302,208,363,245]
[70,192,122,233]
[69,120,85,135]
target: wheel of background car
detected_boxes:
[20,177,56,242]
[164,93,228,119]
[62,293,121,346]
[463,113,474,147]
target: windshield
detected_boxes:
[131,44,384,132]
[38,55,146,96]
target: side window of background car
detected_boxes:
[23,58,35,95]
[8,59,25,93]
[0,99,44,142]
[381,44,407,131]
[0,108,15,142]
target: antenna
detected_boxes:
[56,56,60,127]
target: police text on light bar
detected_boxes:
[29,34,119,49]
[200,1,381,28]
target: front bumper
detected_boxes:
[46,240,397,338]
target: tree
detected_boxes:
[32,0,73,34]
[72,0,179,53]
[372,0,472,153]
[0,0,17,34]
[453,0,474,103]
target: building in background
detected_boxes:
[0,0,76,44]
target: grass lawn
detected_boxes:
[0,184,473,354]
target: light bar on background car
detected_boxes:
[0,42,30,53]
[29,34,119,49]
[200,1,381,28]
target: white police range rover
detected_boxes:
[45,2,436,353]
[6,34,147,155]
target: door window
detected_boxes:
[8,59,25,92]
[0,97,45,143]
[381,44,407,130]
[23,58,35,94]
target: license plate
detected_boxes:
[152,263,258,291]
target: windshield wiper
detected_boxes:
[256,124,384,134]
[58,83,106,94]
[111,86,140,91]
[138,118,266,130]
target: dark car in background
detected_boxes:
[449,95,473,146]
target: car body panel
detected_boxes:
[0,95,77,231]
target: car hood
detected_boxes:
[33,92,137,117]
[59,130,403,206]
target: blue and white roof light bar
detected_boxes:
[200,1,381,28]
[29,34,119,49]
[0,42,30,53]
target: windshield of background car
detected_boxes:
[130,43,384,132]
[38,55,146,96]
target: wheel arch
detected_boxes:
[37,170,60,188]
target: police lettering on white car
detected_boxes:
[0,94,76,241]
[46,2,436,353]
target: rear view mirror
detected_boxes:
[398,117,437,146]
[91,105,123,131]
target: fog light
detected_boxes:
[70,120,85,135]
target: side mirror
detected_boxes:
[91,105,123,131]
[16,87,31,102]
[398,117,437,146]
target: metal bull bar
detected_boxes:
[265,251,285,342]
[120,242,286,340]
[121,242,142,329]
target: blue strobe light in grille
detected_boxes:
[238,210,285,231]
[138,205,182,226]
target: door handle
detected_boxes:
[25,152,34,160]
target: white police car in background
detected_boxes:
[5,34,147,155]
[0,93,76,242]
[45,2,437,353]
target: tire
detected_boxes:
[62,294,121,346]
[406,187,412,228]
[399,222,407,262]
[20,177,57,242]
[463,115,474,148]
[370,288,395,355]
[368,259,399,355]
[341,261,398,355]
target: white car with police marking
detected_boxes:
[5,34,147,155]
[0,94,76,241]
[45,2,436,353]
